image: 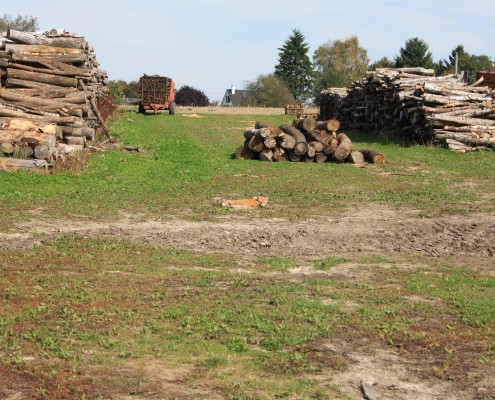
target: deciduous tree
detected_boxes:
[0,14,39,31]
[175,86,210,106]
[312,36,369,103]
[241,74,294,107]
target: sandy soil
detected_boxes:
[1,204,494,399]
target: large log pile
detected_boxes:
[236,118,384,164]
[319,87,347,122]
[336,67,495,151]
[0,28,111,169]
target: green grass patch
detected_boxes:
[1,111,494,228]
[1,237,494,397]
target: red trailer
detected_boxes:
[138,75,176,114]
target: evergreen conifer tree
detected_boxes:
[395,37,434,69]
[274,29,315,103]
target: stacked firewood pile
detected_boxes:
[0,28,111,169]
[235,118,384,164]
[319,87,347,122]
[337,67,495,151]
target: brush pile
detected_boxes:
[235,118,384,164]
[0,28,111,169]
[336,67,495,151]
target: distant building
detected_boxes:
[220,86,252,107]
[476,69,495,89]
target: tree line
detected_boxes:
[2,15,492,107]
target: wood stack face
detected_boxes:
[335,67,495,151]
[0,28,110,169]
[139,75,173,105]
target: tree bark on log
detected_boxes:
[255,121,283,136]
[333,133,353,162]
[276,132,296,150]
[293,117,317,133]
[259,148,273,162]
[0,157,50,170]
[323,138,338,155]
[346,150,365,164]
[308,141,324,152]
[263,136,277,149]
[0,117,57,134]
[7,68,78,87]
[279,124,308,155]
[7,29,87,49]
[272,147,286,161]
[235,141,254,160]
[0,107,83,126]
[248,134,264,152]
[315,152,328,163]
[360,149,385,163]
[316,119,340,132]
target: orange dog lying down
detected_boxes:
[221,197,268,208]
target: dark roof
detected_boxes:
[223,89,252,106]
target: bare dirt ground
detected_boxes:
[176,105,319,115]
[1,205,494,399]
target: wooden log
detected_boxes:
[82,126,95,140]
[306,145,316,158]
[17,145,34,158]
[287,150,301,162]
[308,141,324,152]
[314,152,328,163]
[333,133,353,162]
[34,144,51,160]
[272,147,286,161]
[248,134,264,152]
[255,121,283,136]
[0,107,83,126]
[263,136,277,149]
[7,29,87,49]
[65,136,86,146]
[279,124,308,156]
[0,117,57,134]
[323,139,338,155]
[5,59,91,78]
[360,149,385,163]
[11,52,88,65]
[258,148,274,162]
[346,150,365,164]
[293,117,317,133]
[7,68,77,87]
[276,132,296,149]
[316,119,340,132]
[320,130,335,145]
[305,130,322,143]
[244,128,258,140]
[0,90,88,114]
[1,142,15,154]
[6,77,76,90]
[5,43,85,55]
[0,157,50,170]
[428,114,495,127]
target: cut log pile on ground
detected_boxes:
[0,28,111,169]
[235,118,384,164]
[333,67,495,152]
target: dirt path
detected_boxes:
[2,205,494,264]
[1,205,494,399]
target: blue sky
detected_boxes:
[3,0,495,101]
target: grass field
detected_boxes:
[0,108,494,399]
